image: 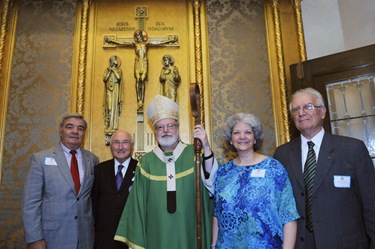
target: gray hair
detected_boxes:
[59,113,88,131]
[224,113,264,152]
[289,87,325,112]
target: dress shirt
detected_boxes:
[61,143,84,183]
[114,157,131,176]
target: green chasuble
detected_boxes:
[114,143,214,249]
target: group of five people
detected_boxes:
[22,88,375,249]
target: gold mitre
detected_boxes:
[147,95,179,125]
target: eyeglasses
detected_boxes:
[112,140,132,146]
[291,103,322,115]
[155,123,178,132]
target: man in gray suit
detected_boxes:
[22,113,99,249]
[274,88,375,249]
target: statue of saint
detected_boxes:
[105,30,178,111]
[103,55,123,133]
[159,54,181,102]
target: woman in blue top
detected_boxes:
[211,113,299,249]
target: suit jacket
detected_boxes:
[91,157,138,249]
[274,132,375,249]
[22,144,99,249]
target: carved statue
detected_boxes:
[103,55,123,136]
[105,30,178,112]
[159,54,181,102]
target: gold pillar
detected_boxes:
[0,0,17,180]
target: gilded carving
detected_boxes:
[291,0,306,62]
[103,55,123,145]
[191,0,205,127]
[76,0,91,115]
[104,30,179,112]
[270,0,290,142]
[159,54,181,101]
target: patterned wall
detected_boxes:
[207,0,275,163]
[0,1,76,248]
[0,0,274,247]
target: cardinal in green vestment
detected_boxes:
[114,95,218,249]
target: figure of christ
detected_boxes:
[105,30,178,112]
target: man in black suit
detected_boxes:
[274,87,375,249]
[92,130,137,249]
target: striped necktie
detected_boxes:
[303,141,316,232]
[116,165,124,190]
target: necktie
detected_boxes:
[303,141,316,232]
[70,150,80,194]
[116,165,124,190]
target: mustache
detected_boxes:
[160,132,173,137]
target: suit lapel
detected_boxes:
[119,158,137,192]
[288,138,304,189]
[313,133,335,195]
[102,159,118,191]
[80,149,94,195]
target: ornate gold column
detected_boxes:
[0,0,16,178]
[71,0,92,115]
[191,0,205,127]
[292,0,306,62]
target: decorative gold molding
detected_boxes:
[0,0,16,181]
[291,0,306,62]
[190,0,205,127]
[73,0,92,115]
[265,0,291,145]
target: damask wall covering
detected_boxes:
[207,0,275,162]
[0,1,77,248]
[0,0,274,247]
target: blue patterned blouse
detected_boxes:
[214,157,300,249]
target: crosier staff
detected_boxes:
[190,83,202,249]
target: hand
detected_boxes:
[28,240,47,249]
[192,125,210,149]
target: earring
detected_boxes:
[254,141,256,144]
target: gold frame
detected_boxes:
[71,0,213,160]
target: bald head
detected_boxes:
[110,130,134,163]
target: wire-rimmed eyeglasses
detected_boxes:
[291,103,322,115]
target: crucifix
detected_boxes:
[102,6,179,152]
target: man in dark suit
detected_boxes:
[274,87,375,249]
[91,130,137,249]
[22,113,99,249]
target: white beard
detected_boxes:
[157,133,179,148]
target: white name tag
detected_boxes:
[45,157,57,166]
[334,175,351,188]
[251,169,266,178]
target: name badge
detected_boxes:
[45,157,57,166]
[334,175,351,188]
[251,169,266,178]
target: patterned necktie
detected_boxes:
[303,141,316,232]
[116,165,124,190]
[70,150,80,194]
